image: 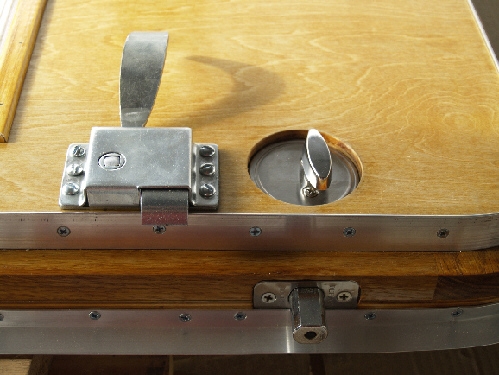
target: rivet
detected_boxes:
[199,183,216,198]
[250,226,262,237]
[199,145,215,157]
[62,182,80,195]
[72,145,86,157]
[89,311,101,320]
[57,226,71,237]
[261,292,276,303]
[179,313,192,322]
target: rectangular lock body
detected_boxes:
[85,127,192,207]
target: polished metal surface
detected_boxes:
[1,212,499,251]
[254,281,359,309]
[85,127,192,207]
[120,32,168,128]
[141,189,189,226]
[250,139,359,206]
[289,288,328,344]
[301,129,332,192]
[1,304,499,354]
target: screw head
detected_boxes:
[302,187,319,198]
[343,227,356,237]
[66,163,84,176]
[261,292,276,303]
[62,182,80,195]
[451,308,463,317]
[199,183,216,198]
[72,145,86,157]
[199,145,215,157]
[57,226,71,237]
[337,291,353,303]
[0,313,4,321]
[234,312,247,321]
[89,311,101,320]
[250,226,262,237]
[199,163,215,176]
[179,313,192,322]
[152,225,167,234]
[364,312,376,320]
[437,228,449,238]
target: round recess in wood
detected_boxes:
[249,130,362,206]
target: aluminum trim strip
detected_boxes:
[0,212,498,251]
[0,305,498,354]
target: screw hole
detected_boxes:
[304,331,317,340]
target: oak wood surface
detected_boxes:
[0,0,499,310]
[1,248,498,309]
[0,0,47,142]
[0,0,498,215]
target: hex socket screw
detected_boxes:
[437,229,450,238]
[364,312,376,320]
[343,227,356,237]
[89,311,101,320]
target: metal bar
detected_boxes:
[0,212,498,251]
[0,304,498,354]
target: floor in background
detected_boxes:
[1,344,498,375]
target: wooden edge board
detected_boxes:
[0,0,47,143]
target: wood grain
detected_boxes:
[1,249,498,309]
[0,0,498,216]
[0,0,47,142]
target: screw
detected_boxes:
[234,312,247,321]
[261,292,276,303]
[0,314,4,321]
[179,313,192,322]
[343,227,356,237]
[62,182,80,195]
[66,163,84,176]
[57,226,71,237]
[199,145,215,157]
[364,312,376,320]
[437,228,449,238]
[72,145,86,157]
[250,226,262,237]
[153,225,167,234]
[451,308,463,317]
[302,186,319,198]
[337,291,353,303]
[199,163,215,176]
[89,311,101,320]
[199,183,216,198]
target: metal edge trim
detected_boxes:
[0,211,498,251]
[0,304,498,354]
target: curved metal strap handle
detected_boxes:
[120,32,169,128]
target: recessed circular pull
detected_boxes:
[249,130,361,206]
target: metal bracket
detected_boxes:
[59,32,219,225]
